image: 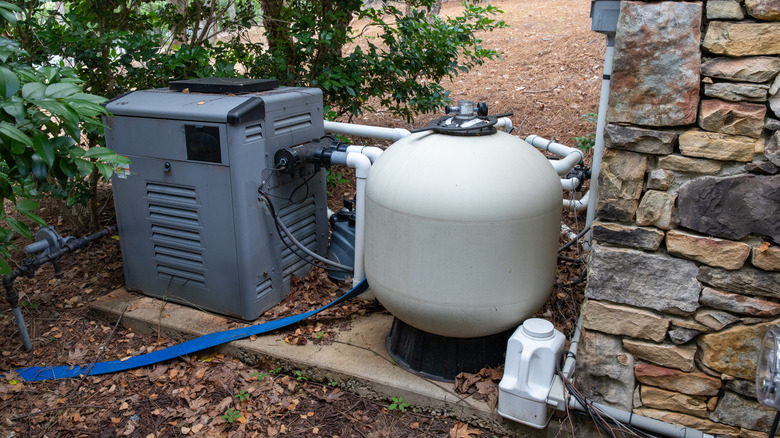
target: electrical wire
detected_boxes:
[258,188,353,274]
[558,224,591,253]
[556,369,663,438]
[769,411,780,438]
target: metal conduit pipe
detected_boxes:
[324,120,411,141]
[525,135,585,176]
[584,34,616,244]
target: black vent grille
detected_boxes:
[146,183,206,288]
[278,197,318,282]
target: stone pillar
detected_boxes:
[576,0,780,436]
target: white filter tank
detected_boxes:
[364,124,563,339]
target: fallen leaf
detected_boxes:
[197,101,205,105]
[760,241,771,252]
[449,421,481,438]
[191,424,203,433]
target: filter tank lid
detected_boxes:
[411,100,511,137]
[522,319,555,339]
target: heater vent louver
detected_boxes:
[278,197,318,282]
[245,123,263,143]
[274,113,312,135]
[146,182,206,288]
[256,277,273,299]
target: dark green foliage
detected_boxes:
[0,1,127,272]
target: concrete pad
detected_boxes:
[89,289,564,437]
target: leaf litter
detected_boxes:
[0,1,596,436]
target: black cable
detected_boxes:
[258,189,352,274]
[288,166,317,205]
[769,411,780,438]
[558,255,583,263]
[558,224,592,253]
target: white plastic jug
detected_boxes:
[498,318,565,428]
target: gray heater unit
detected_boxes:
[105,78,329,320]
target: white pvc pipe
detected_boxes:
[345,145,383,163]
[560,177,580,191]
[562,191,590,211]
[331,151,372,293]
[495,117,513,133]
[525,135,585,176]
[324,120,411,142]
[584,35,616,245]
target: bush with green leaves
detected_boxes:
[233,0,506,121]
[0,2,128,272]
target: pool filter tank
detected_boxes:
[105,78,329,320]
[364,101,563,380]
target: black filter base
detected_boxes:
[385,317,513,382]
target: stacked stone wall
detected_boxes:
[576,0,780,435]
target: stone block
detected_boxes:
[647,168,674,191]
[703,21,780,56]
[711,391,779,431]
[704,82,769,103]
[607,1,701,126]
[634,408,740,436]
[699,100,767,138]
[623,339,696,372]
[669,327,700,345]
[744,161,778,175]
[636,190,677,230]
[574,328,635,410]
[659,155,722,174]
[767,117,780,131]
[772,79,780,118]
[745,0,780,20]
[726,378,759,399]
[635,364,722,396]
[695,308,740,331]
[698,265,780,299]
[586,246,701,315]
[701,287,780,317]
[640,386,708,417]
[605,124,676,155]
[679,129,758,162]
[768,131,780,167]
[592,221,665,251]
[698,319,780,380]
[677,175,780,243]
[666,230,751,270]
[668,316,711,332]
[596,149,647,222]
[582,299,669,342]
[752,243,780,271]
[707,0,745,19]
[701,56,780,83]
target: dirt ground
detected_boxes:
[0,1,602,436]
